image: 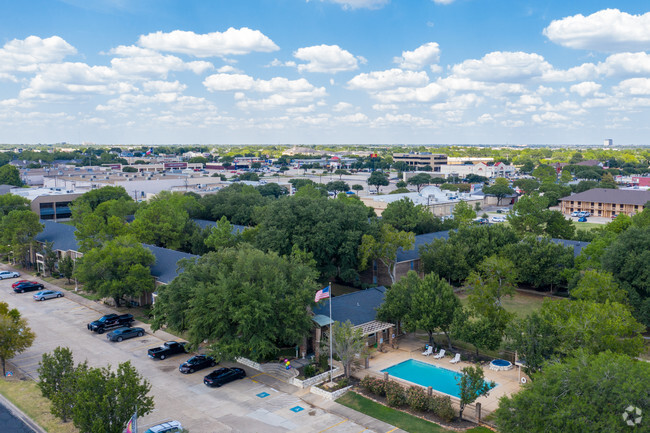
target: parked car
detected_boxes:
[106,327,145,342]
[0,271,20,279]
[13,281,44,293]
[571,211,581,217]
[611,214,618,219]
[491,216,507,223]
[578,216,588,222]
[144,420,183,433]
[203,367,246,387]
[88,313,134,334]
[148,341,187,360]
[11,280,29,288]
[179,355,216,374]
[577,211,591,217]
[33,290,63,301]
[496,208,510,214]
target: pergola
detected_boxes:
[354,320,394,336]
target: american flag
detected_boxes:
[314,285,330,302]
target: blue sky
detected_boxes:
[1,0,650,145]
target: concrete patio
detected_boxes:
[353,334,524,422]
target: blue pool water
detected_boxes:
[381,359,497,398]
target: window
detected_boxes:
[410,261,414,270]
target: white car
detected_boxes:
[571,211,580,217]
[491,216,507,223]
[144,421,183,433]
[0,271,20,280]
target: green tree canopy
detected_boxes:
[407,173,432,192]
[458,366,494,419]
[197,183,268,226]
[570,269,627,304]
[495,351,650,433]
[151,246,318,362]
[505,312,558,377]
[503,237,574,291]
[358,224,414,285]
[0,209,43,266]
[381,198,446,235]
[321,320,367,378]
[367,171,389,193]
[72,186,131,211]
[325,180,350,194]
[482,178,514,205]
[0,193,30,216]
[0,303,35,377]
[0,164,22,186]
[466,255,517,326]
[452,201,476,226]
[507,194,549,236]
[131,194,191,250]
[73,235,155,306]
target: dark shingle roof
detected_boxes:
[559,188,650,206]
[142,244,198,284]
[312,286,387,326]
[35,221,79,252]
[35,221,197,284]
[192,218,247,234]
[396,231,450,263]
[550,238,590,258]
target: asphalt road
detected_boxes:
[0,401,36,433]
[0,270,375,433]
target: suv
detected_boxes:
[144,421,183,433]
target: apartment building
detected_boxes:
[559,188,650,218]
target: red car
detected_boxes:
[11,280,29,288]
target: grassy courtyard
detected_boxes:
[457,289,553,318]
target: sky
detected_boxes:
[1,1,650,145]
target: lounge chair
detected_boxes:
[450,353,461,364]
[433,349,446,359]
[422,346,434,356]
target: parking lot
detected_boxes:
[0,269,386,433]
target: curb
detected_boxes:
[0,390,47,433]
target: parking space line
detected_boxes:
[355,429,367,433]
[385,428,398,433]
[126,341,159,352]
[319,419,348,433]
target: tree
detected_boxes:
[0,303,35,377]
[377,271,418,335]
[465,255,517,326]
[395,180,407,188]
[122,166,138,173]
[257,183,287,198]
[507,194,549,236]
[420,238,470,283]
[599,172,618,189]
[325,180,350,195]
[71,198,135,252]
[367,171,389,193]
[513,178,539,194]
[198,184,268,226]
[204,216,240,250]
[358,224,415,285]
[0,164,22,186]
[151,246,318,362]
[452,311,503,358]
[42,241,58,276]
[188,156,208,164]
[238,172,260,181]
[544,210,575,239]
[0,193,30,216]
[505,312,558,377]
[381,198,443,235]
[131,193,192,250]
[503,237,574,291]
[407,173,432,192]
[559,168,572,184]
[409,272,461,348]
[465,174,489,184]
[571,270,627,304]
[532,164,556,183]
[482,178,514,205]
[495,351,650,433]
[37,347,81,422]
[0,209,43,266]
[452,201,476,226]
[351,184,364,192]
[72,361,154,433]
[72,186,131,211]
[334,169,350,180]
[59,255,74,284]
[457,366,494,419]
[321,320,367,378]
[73,235,155,306]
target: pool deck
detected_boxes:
[355,335,524,420]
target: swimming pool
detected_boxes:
[381,359,497,398]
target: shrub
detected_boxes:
[360,375,374,392]
[431,395,455,422]
[406,386,429,412]
[360,376,387,396]
[318,353,329,371]
[303,364,316,378]
[385,381,406,407]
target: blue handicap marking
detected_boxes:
[256,392,270,398]
[290,406,304,413]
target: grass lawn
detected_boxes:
[571,221,602,231]
[336,392,491,433]
[457,290,551,318]
[0,379,78,433]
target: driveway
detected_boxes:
[0,269,386,433]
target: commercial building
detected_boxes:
[559,188,650,218]
[10,187,83,221]
[360,186,485,217]
[392,153,447,171]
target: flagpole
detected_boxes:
[329,282,333,383]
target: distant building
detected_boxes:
[360,186,485,217]
[393,152,448,171]
[559,188,650,218]
[604,139,613,147]
[10,187,82,221]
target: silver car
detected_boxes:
[33,290,64,301]
[0,271,20,280]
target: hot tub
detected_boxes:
[489,359,513,371]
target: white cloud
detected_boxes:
[544,9,650,52]
[217,65,240,73]
[393,42,440,70]
[431,93,482,111]
[347,68,429,90]
[598,52,650,77]
[138,28,279,57]
[615,78,650,95]
[0,35,76,73]
[570,81,601,97]
[542,63,599,82]
[337,113,368,123]
[451,51,552,82]
[142,80,187,93]
[432,0,455,4]
[294,45,361,73]
[373,82,445,103]
[372,103,398,110]
[109,46,213,78]
[532,111,569,123]
[315,0,389,10]
[373,113,434,127]
[332,102,354,111]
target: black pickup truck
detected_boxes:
[148,341,187,360]
[87,314,134,334]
